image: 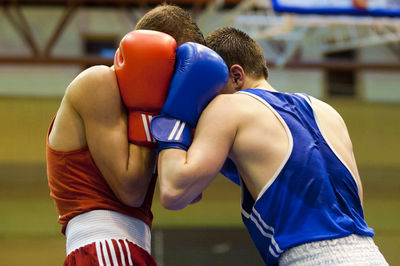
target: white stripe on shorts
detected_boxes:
[124,239,133,266]
[95,241,104,266]
[107,239,119,266]
[116,240,126,266]
[101,240,112,266]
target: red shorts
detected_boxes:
[64,238,157,266]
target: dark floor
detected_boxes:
[151,228,265,266]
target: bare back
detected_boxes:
[230,92,363,202]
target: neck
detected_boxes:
[245,78,277,92]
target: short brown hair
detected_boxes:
[135,4,205,46]
[206,27,268,80]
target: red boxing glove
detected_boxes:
[114,30,177,147]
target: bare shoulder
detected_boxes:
[211,93,237,103]
[65,65,120,115]
[309,96,344,121]
[198,93,256,133]
[196,94,239,129]
[207,93,250,112]
[65,65,117,101]
[308,96,349,135]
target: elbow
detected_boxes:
[124,194,145,208]
[159,187,186,210]
[114,165,155,207]
[113,174,148,208]
[118,190,146,208]
[158,160,195,210]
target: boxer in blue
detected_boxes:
[151,27,388,265]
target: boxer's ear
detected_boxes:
[230,64,245,91]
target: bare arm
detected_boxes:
[68,66,156,207]
[157,95,237,210]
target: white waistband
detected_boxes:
[280,234,388,266]
[65,210,151,256]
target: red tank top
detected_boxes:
[46,117,155,234]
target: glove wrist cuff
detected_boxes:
[150,115,192,151]
[128,111,159,147]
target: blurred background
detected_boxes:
[0,0,399,265]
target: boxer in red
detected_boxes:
[46,4,205,266]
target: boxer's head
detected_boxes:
[206,27,268,81]
[135,4,205,46]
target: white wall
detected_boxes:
[360,71,400,103]
[0,65,79,98]
[357,46,400,102]
[269,69,324,98]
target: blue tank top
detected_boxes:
[238,89,374,265]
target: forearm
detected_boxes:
[100,141,155,207]
[158,149,204,210]
[117,144,156,206]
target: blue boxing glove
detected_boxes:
[150,42,228,151]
